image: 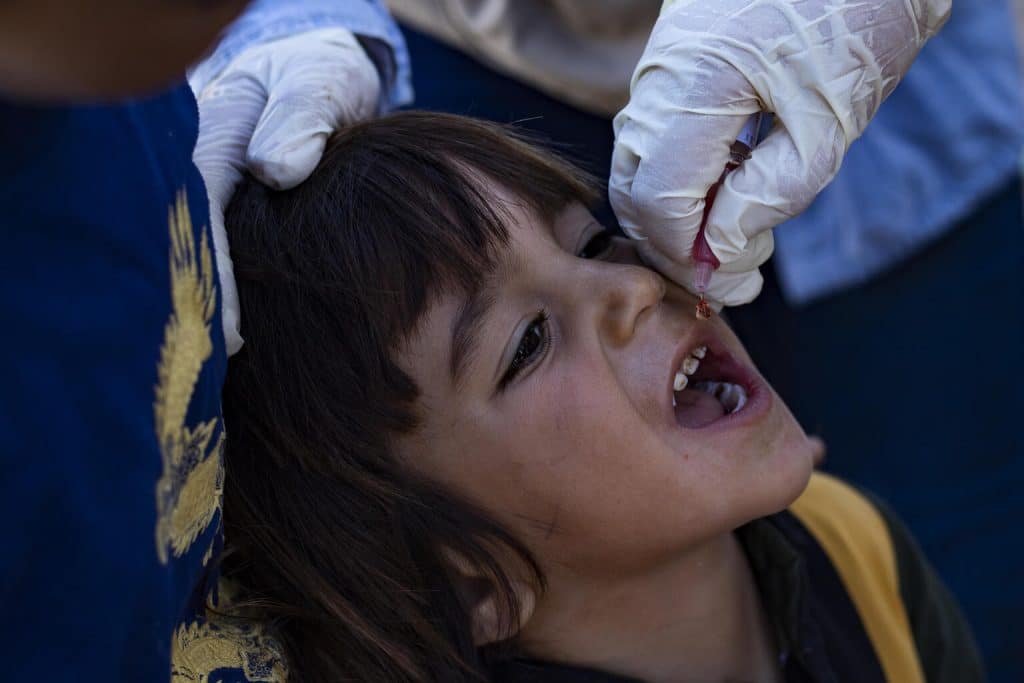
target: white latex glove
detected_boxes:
[610,0,951,307]
[192,28,381,354]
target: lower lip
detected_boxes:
[672,352,772,434]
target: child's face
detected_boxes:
[396,184,816,580]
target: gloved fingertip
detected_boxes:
[249,134,328,190]
[220,293,244,356]
[722,269,764,307]
[703,217,775,272]
[250,161,305,191]
[224,323,245,357]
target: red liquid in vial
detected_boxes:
[692,149,748,319]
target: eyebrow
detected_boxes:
[447,247,525,388]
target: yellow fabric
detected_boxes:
[790,473,925,683]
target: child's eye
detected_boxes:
[578,230,614,260]
[500,311,550,388]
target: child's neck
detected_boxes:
[519,531,781,683]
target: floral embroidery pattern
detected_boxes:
[171,584,287,683]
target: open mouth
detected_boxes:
[670,342,757,429]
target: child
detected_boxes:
[218,112,982,682]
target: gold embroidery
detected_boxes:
[201,538,216,569]
[171,615,287,683]
[168,429,225,559]
[154,190,224,565]
[159,193,286,681]
[172,581,288,683]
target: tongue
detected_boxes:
[673,387,726,429]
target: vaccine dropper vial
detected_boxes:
[692,113,763,319]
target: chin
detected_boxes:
[757,410,817,516]
[776,447,816,508]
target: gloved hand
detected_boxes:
[192,27,381,354]
[610,0,951,307]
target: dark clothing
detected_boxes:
[398,26,619,228]
[0,85,226,681]
[401,24,1023,681]
[490,476,982,683]
[728,175,1024,683]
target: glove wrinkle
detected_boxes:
[610,0,950,307]
[191,27,381,355]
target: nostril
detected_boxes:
[598,264,666,343]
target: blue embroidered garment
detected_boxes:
[0,1,409,679]
[0,85,231,680]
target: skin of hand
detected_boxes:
[0,0,247,100]
[192,28,382,354]
[610,0,952,307]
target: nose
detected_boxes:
[592,263,665,346]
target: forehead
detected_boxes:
[488,180,593,250]
[461,179,591,273]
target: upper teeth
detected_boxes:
[671,344,748,415]
[674,372,688,392]
[673,346,705,391]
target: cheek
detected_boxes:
[472,364,700,567]
[465,369,644,516]
[701,386,815,528]
[752,393,816,506]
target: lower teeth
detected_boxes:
[694,381,748,414]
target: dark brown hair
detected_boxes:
[222,112,598,681]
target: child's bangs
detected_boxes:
[229,112,597,350]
